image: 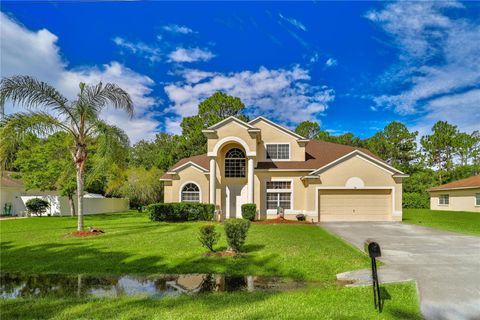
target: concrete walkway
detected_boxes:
[321,222,480,320]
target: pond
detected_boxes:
[0,273,306,299]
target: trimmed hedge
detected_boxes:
[241,204,256,221]
[147,203,215,222]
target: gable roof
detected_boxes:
[248,116,307,140]
[161,154,209,180]
[160,140,403,180]
[255,140,401,173]
[428,175,480,191]
[206,116,256,130]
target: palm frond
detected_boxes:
[0,112,66,169]
[1,76,67,110]
[79,82,134,117]
[88,120,130,175]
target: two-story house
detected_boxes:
[161,116,407,222]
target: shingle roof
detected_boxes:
[256,140,381,170]
[160,140,393,180]
[0,171,24,188]
[428,175,480,191]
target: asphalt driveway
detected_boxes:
[321,222,480,320]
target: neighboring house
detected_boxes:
[161,116,408,222]
[0,171,129,216]
[428,175,480,213]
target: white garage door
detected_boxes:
[318,189,391,221]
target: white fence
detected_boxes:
[19,195,129,216]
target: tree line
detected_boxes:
[2,76,479,227]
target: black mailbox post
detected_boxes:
[364,239,382,312]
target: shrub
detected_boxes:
[296,214,306,221]
[198,225,220,252]
[25,198,50,216]
[224,218,250,253]
[241,204,256,221]
[147,203,215,222]
[403,192,430,209]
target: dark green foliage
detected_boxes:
[198,225,220,252]
[224,218,250,253]
[241,204,256,221]
[403,193,430,209]
[147,203,214,222]
[296,214,306,221]
[25,198,50,216]
[294,121,320,139]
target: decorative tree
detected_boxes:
[0,76,133,230]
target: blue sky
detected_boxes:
[1,1,479,142]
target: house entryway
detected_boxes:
[225,185,247,219]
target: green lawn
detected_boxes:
[0,212,421,319]
[403,208,480,236]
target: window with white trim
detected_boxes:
[266,181,292,210]
[225,148,246,177]
[266,144,289,160]
[476,193,480,206]
[439,194,449,205]
[181,183,200,202]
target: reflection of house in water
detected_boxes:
[166,274,256,293]
[1,273,303,299]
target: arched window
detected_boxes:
[181,183,200,202]
[225,148,246,177]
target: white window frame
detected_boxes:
[224,148,246,178]
[265,178,294,214]
[438,194,449,206]
[179,181,202,203]
[264,143,291,161]
[475,193,480,206]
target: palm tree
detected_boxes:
[0,76,133,230]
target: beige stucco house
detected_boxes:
[428,175,480,212]
[161,116,408,222]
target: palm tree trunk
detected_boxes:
[76,165,85,231]
[68,195,76,216]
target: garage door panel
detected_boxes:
[319,189,391,220]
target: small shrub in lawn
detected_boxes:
[25,198,50,216]
[147,203,214,222]
[198,225,220,252]
[296,214,306,221]
[224,218,250,253]
[241,204,256,221]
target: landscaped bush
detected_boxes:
[403,192,430,209]
[241,204,256,221]
[224,218,250,253]
[25,198,50,216]
[147,203,214,222]
[296,214,306,221]
[198,225,220,252]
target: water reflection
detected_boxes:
[0,273,305,299]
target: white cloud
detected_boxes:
[279,13,307,31]
[164,66,334,127]
[0,12,159,142]
[325,58,337,67]
[413,89,480,136]
[168,47,215,63]
[113,36,161,63]
[366,1,480,132]
[162,24,194,34]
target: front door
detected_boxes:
[226,185,247,219]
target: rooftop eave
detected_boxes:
[428,186,480,192]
